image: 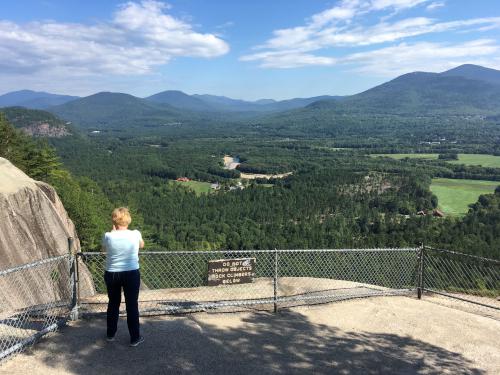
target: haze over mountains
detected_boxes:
[1,64,500,130]
[0,88,343,114]
[0,90,79,109]
[147,92,344,112]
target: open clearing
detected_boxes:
[448,154,500,168]
[373,153,500,168]
[172,180,212,195]
[2,296,499,374]
[430,178,499,215]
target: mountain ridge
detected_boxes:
[145,90,214,111]
[11,63,500,129]
[50,92,184,129]
[0,90,79,109]
[440,64,500,85]
[302,64,500,116]
[147,92,344,112]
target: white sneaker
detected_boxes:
[130,336,144,347]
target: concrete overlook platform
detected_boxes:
[1,296,499,375]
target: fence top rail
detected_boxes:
[426,246,500,265]
[0,254,70,277]
[79,247,420,256]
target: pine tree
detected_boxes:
[0,112,27,168]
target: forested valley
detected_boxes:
[2,65,500,260]
[2,108,499,259]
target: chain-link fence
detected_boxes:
[422,247,500,319]
[0,254,74,363]
[2,245,499,364]
[77,248,420,316]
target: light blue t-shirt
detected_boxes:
[102,229,142,272]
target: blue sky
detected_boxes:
[1,0,499,100]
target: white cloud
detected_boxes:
[240,50,336,69]
[370,0,430,11]
[307,0,430,28]
[242,16,500,68]
[242,38,500,73]
[310,0,362,26]
[247,0,450,58]
[343,39,500,75]
[241,0,500,73]
[426,1,445,11]
[0,0,229,91]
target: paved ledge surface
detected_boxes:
[1,296,499,374]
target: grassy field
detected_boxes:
[372,153,438,160]
[172,180,213,195]
[430,178,499,216]
[448,154,500,168]
[372,153,500,167]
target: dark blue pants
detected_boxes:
[104,269,140,342]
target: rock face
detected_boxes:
[21,123,70,137]
[0,157,94,316]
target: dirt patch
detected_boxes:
[240,172,293,180]
[223,155,240,170]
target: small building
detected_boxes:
[211,183,220,190]
[417,210,426,216]
[176,177,190,182]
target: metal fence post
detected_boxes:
[75,248,81,317]
[417,243,425,299]
[273,248,278,313]
[68,237,79,320]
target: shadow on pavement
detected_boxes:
[14,309,483,374]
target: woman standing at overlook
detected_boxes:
[102,207,145,347]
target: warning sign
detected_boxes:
[207,258,256,286]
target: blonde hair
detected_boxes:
[112,207,132,227]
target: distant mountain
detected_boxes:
[0,90,78,109]
[440,64,500,85]
[50,92,183,129]
[160,91,342,112]
[303,65,500,116]
[256,64,500,136]
[2,107,71,137]
[145,90,213,111]
[191,94,259,111]
[27,64,500,131]
[47,89,346,130]
[270,96,344,111]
